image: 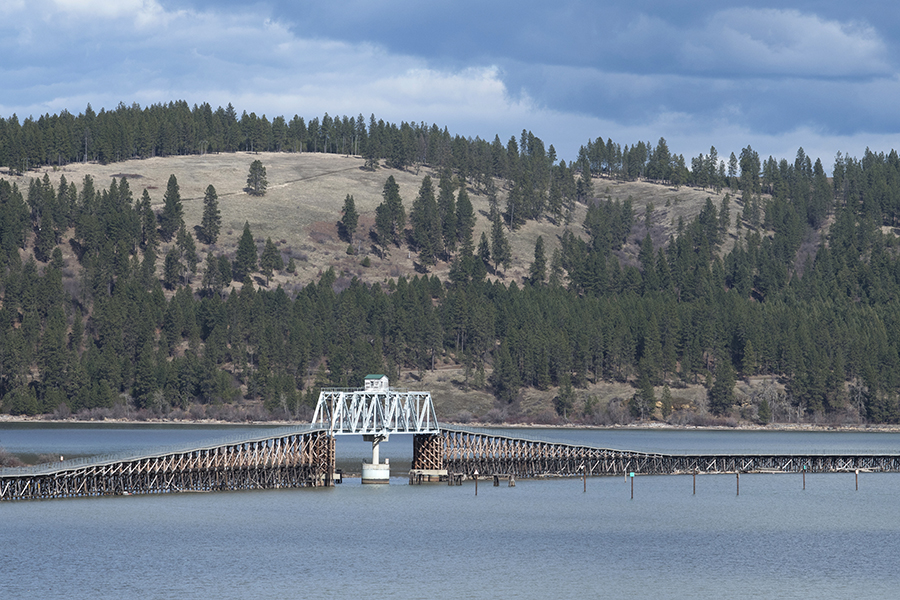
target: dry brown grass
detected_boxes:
[11,153,739,290]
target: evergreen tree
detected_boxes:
[132,341,159,409]
[176,224,199,279]
[708,356,736,415]
[199,184,221,244]
[490,209,511,274]
[576,157,593,203]
[660,385,673,419]
[374,175,406,252]
[218,254,233,286]
[478,231,491,268]
[410,175,442,266]
[639,233,657,292]
[246,159,267,196]
[437,171,457,256]
[233,221,258,281]
[259,237,283,285]
[202,252,223,296]
[529,235,547,284]
[554,374,575,418]
[631,369,655,421]
[455,182,476,252]
[163,247,183,290]
[158,174,183,242]
[339,193,359,243]
[549,248,564,287]
[490,341,519,403]
[138,188,158,250]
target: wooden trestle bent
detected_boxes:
[0,430,335,501]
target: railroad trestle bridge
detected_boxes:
[4,424,900,501]
[0,425,334,501]
[416,427,900,477]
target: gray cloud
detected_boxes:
[2,1,900,167]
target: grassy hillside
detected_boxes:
[4,152,748,424]
[8,151,738,289]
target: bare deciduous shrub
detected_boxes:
[484,408,508,424]
[452,410,473,423]
[0,447,25,468]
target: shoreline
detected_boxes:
[2,413,900,433]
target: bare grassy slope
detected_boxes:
[13,152,736,290]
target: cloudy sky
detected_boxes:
[3,0,900,168]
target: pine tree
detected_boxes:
[631,368,655,421]
[202,251,223,296]
[554,373,575,418]
[218,254,233,286]
[132,341,159,409]
[158,174,183,241]
[455,182,475,252]
[199,184,221,244]
[246,160,267,196]
[639,233,657,292]
[576,157,593,203]
[233,221,258,281]
[437,171,457,256]
[138,189,158,250]
[340,194,359,243]
[478,231,491,268]
[529,236,546,284]
[490,209,511,274]
[549,248,564,287]
[410,175,442,266]
[163,247,183,290]
[374,175,406,252]
[176,224,199,279]
[708,355,736,415]
[259,237,283,286]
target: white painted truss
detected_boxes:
[312,387,440,436]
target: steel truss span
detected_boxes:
[435,428,900,478]
[0,430,334,501]
[312,388,439,436]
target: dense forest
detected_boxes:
[2,101,900,425]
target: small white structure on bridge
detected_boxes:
[311,375,440,484]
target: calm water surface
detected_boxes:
[2,424,900,599]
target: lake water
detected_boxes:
[3,424,900,599]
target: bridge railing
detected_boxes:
[0,423,326,477]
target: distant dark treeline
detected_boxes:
[0,100,807,197]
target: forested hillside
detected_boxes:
[2,101,900,425]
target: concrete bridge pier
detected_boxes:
[362,434,389,484]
